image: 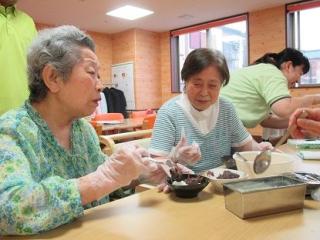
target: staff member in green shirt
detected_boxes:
[0,0,37,115]
[221,48,320,129]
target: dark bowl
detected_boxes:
[167,174,209,198]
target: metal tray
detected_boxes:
[285,172,320,195]
[223,176,306,219]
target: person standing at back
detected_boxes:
[0,0,37,115]
[221,48,320,129]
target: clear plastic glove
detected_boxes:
[97,146,157,186]
[157,163,194,193]
[79,144,158,204]
[143,164,167,184]
[172,137,201,165]
[251,141,273,151]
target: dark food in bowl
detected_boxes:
[169,166,183,181]
[184,175,204,185]
[207,170,240,179]
[167,174,209,198]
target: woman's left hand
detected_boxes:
[173,137,201,165]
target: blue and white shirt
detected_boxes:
[149,94,251,173]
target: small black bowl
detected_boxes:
[167,174,209,198]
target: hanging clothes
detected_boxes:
[102,87,128,118]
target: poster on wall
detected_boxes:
[111,62,135,110]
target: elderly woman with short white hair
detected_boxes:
[0,25,158,235]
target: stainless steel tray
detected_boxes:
[223,176,306,219]
[286,172,320,195]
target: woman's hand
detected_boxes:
[255,141,273,151]
[289,108,320,138]
[78,144,158,205]
[172,137,201,165]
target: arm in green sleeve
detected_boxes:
[0,134,84,235]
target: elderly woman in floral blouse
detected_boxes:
[0,25,159,235]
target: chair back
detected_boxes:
[142,114,156,129]
[93,113,124,121]
[131,111,148,119]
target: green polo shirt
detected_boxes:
[0,5,37,115]
[221,64,290,128]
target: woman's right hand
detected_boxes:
[157,164,194,193]
[98,145,157,186]
[78,144,157,205]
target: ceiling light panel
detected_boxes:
[106,5,154,20]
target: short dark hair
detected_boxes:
[181,48,230,86]
[253,48,310,74]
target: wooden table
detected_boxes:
[100,118,144,132]
[5,145,320,240]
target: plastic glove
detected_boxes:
[142,164,167,185]
[172,137,201,165]
[157,163,194,193]
[79,144,158,204]
[251,141,273,151]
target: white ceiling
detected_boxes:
[17,0,296,34]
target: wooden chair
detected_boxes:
[99,129,153,156]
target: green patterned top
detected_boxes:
[0,101,108,235]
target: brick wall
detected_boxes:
[111,30,135,64]
[35,4,319,116]
[249,5,286,63]
[135,29,161,109]
[89,31,112,84]
[35,23,112,84]
[111,29,162,109]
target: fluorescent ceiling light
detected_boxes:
[106,5,154,20]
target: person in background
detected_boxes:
[0,0,37,115]
[262,112,287,145]
[149,48,272,175]
[0,25,160,235]
[221,48,320,129]
[289,108,320,138]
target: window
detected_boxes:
[287,1,320,87]
[170,14,248,92]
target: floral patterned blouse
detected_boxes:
[0,101,108,235]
